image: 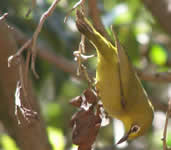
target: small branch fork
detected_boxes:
[31,0,61,79]
[64,0,86,23]
[66,0,95,87]
[6,0,60,125]
[64,0,94,86]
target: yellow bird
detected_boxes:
[76,10,154,144]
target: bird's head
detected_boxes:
[117,124,141,144]
[117,113,153,144]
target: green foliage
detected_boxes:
[167,131,171,147]
[47,127,64,150]
[153,130,171,148]
[0,135,19,150]
[44,103,62,125]
[149,44,167,66]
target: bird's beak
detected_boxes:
[116,134,129,144]
[116,129,131,144]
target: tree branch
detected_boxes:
[142,0,171,35]
[136,69,171,83]
[0,18,51,150]
[31,0,61,78]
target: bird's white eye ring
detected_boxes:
[131,125,140,133]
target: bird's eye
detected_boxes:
[131,125,140,133]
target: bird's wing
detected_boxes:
[112,26,148,110]
[111,26,127,109]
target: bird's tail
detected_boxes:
[76,10,117,58]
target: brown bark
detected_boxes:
[142,0,171,35]
[0,20,51,150]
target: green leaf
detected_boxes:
[149,44,167,66]
[134,22,151,35]
[1,135,19,150]
[45,103,62,120]
[114,4,133,25]
[115,11,132,25]
[167,131,171,146]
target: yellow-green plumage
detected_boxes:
[76,10,154,141]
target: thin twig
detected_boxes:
[25,0,36,17]
[25,51,31,93]
[8,39,32,68]
[31,0,61,79]
[64,0,86,23]
[0,13,8,21]
[65,0,87,80]
[7,0,61,125]
[9,0,61,78]
[136,69,171,83]
[162,99,171,150]
[80,0,86,54]
[81,64,94,86]
[71,1,95,87]
[19,62,27,97]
